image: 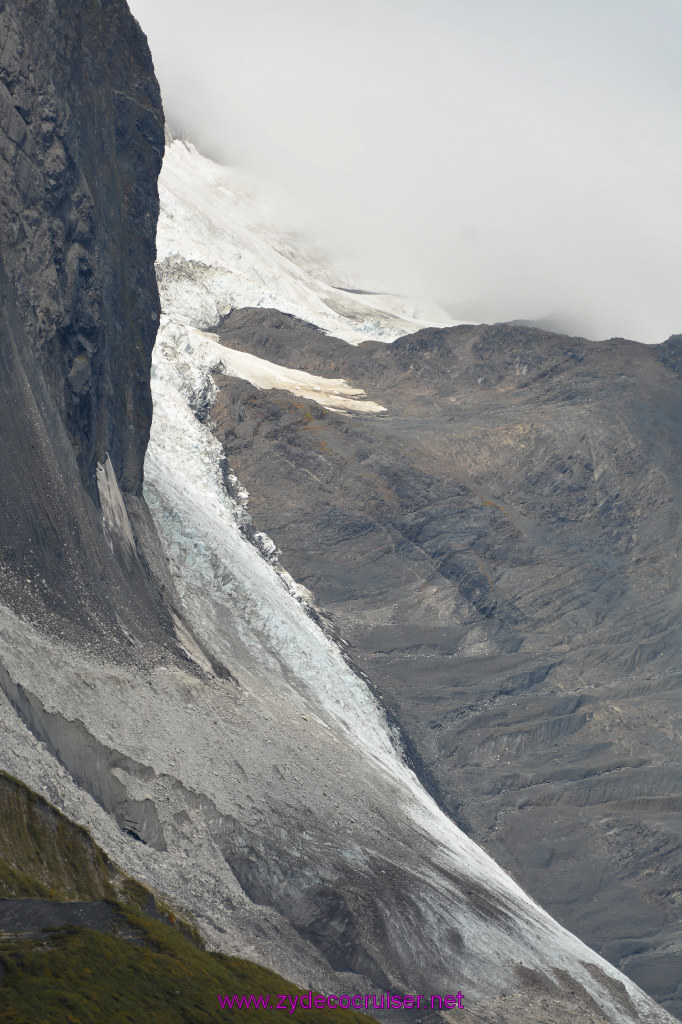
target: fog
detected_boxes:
[129,0,682,343]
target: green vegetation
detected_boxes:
[0,773,114,902]
[0,920,373,1024]
[0,772,376,1024]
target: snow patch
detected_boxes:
[212,342,386,413]
[166,319,386,413]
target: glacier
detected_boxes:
[142,141,675,1020]
[0,137,675,1023]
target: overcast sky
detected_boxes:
[129,0,681,343]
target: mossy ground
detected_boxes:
[0,918,372,1024]
[0,773,114,901]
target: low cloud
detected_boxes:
[129,0,682,343]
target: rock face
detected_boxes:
[0,0,177,643]
[0,0,162,496]
[208,309,682,1019]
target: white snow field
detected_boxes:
[156,140,456,344]
[0,140,674,1023]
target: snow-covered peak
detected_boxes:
[157,140,457,344]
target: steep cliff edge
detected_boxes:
[0,0,176,644]
[0,0,162,496]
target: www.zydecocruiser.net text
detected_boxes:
[219,991,465,1012]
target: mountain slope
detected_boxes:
[0,772,373,1024]
[141,139,678,1021]
[152,141,682,1016]
[207,310,682,1017]
[0,10,677,1023]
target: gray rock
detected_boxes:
[0,0,196,653]
[0,6,678,1021]
[209,309,682,1019]
[0,0,163,498]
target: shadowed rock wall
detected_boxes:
[0,0,177,642]
[0,0,163,496]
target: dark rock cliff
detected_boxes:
[0,0,178,644]
[0,0,162,496]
